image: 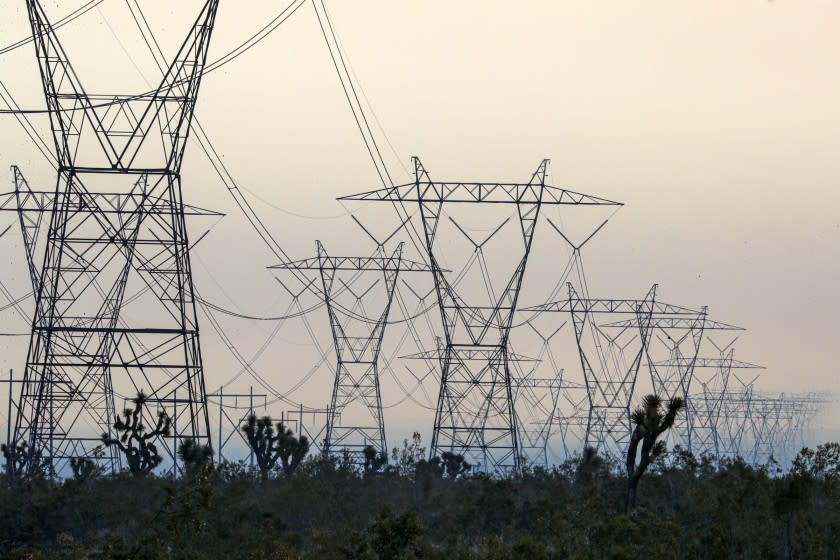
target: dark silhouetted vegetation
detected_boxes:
[626,393,684,510]
[2,440,51,480]
[363,444,388,473]
[178,438,213,479]
[101,391,171,477]
[241,414,281,481]
[242,415,310,481]
[275,422,310,477]
[1,433,839,559]
[1,440,27,479]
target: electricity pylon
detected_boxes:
[8,0,220,475]
[340,157,622,473]
[604,309,744,454]
[525,284,705,458]
[271,241,431,463]
[511,373,566,469]
[683,351,764,461]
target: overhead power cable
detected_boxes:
[0,0,307,114]
[0,1,441,413]
[0,0,105,56]
[311,0,431,267]
[122,2,424,408]
[2,1,424,322]
[0,0,426,331]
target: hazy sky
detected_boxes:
[0,1,837,446]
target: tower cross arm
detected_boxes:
[337,182,623,206]
[523,299,701,315]
[656,357,765,369]
[601,317,744,330]
[400,348,539,362]
[269,255,432,272]
[511,376,579,389]
[0,190,223,217]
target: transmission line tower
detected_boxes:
[272,241,431,463]
[7,0,220,475]
[340,157,621,473]
[508,321,572,468]
[605,309,744,454]
[773,392,827,466]
[526,285,710,457]
[511,373,566,469]
[737,391,825,468]
[683,349,764,462]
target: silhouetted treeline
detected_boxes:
[1,438,839,559]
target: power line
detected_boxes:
[0,0,105,56]
[0,0,307,114]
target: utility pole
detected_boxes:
[1,370,19,448]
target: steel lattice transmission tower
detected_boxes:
[272,242,431,463]
[685,351,764,461]
[525,285,707,457]
[679,354,762,458]
[340,157,621,473]
[511,373,566,469]
[605,309,744,454]
[10,0,220,474]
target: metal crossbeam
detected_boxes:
[655,357,764,369]
[338,182,621,206]
[0,184,223,217]
[401,348,540,362]
[603,317,743,330]
[271,255,430,272]
[525,298,698,315]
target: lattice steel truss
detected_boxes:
[512,374,570,469]
[340,157,621,473]
[5,0,219,475]
[775,393,827,465]
[512,322,571,469]
[736,391,827,467]
[604,311,745,454]
[525,285,710,457]
[272,242,430,463]
[207,387,268,466]
[684,351,764,461]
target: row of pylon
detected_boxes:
[0,0,824,478]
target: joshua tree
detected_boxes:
[2,441,27,480]
[418,452,471,480]
[178,438,214,479]
[391,432,425,477]
[626,394,684,510]
[69,457,100,482]
[438,451,471,479]
[2,441,51,480]
[576,446,606,485]
[242,416,309,480]
[276,423,309,477]
[363,445,388,473]
[102,391,171,477]
[242,415,281,482]
[69,447,105,482]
